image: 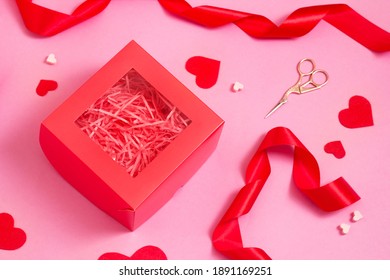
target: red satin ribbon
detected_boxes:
[212,127,360,260]
[15,0,111,37]
[158,0,390,52]
[15,1,390,52]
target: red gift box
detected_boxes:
[39,41,224,230]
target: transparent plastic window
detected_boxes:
[75,69,191,177]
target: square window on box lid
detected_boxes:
[39,41,224,230]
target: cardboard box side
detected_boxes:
[39,123,136,230]
[40,40,226,208]
[132,122,224,229]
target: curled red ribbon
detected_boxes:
[158,0,390,52]
[15,0,111,37]
[212,127,360,260]
[15,1,390,52]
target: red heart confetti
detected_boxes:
[36,79,58,96]
[98,245,167,260]
[185,56,220,89]
[324,141,346,159]
[0,213,27,250]
[338,95,374,128]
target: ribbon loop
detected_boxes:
[212,127,360,260]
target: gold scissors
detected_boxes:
[265,58,329,118]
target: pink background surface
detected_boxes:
[0,0,389,260]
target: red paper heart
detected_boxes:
[0,213,27,250]
[185,56,220,89]
[98,246,167,260]
[324,141,346,159]
[36,79,58,96]
[338,95,374,128]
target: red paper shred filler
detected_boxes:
[40,41,224,230]
[212,127,360,260]
[75,69,192,178]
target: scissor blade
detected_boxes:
[264,100,287,119]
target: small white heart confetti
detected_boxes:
[339,223,350,235]
[232,81,244,92]
[45,53,57,65]
[351,210,363,222]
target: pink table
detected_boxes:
[1,0,389,259]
